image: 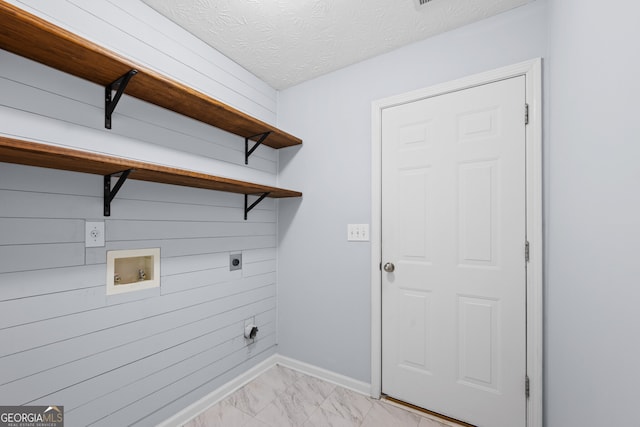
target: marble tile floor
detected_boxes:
[183,365,464,427]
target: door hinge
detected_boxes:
[525,241,530,262]
[525,375,530,398]
[525,103,530,125]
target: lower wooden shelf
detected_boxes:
[0,136,301,217]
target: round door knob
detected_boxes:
[383,262,395,272]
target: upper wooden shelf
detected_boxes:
[0,1,302,149]
[0,136,302,199]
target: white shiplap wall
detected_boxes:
[0,1,284,425]
[1,0,281,185]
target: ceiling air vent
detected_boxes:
[414,0,434,8]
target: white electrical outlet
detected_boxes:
[85,221,105,247]
[347,224,370,242]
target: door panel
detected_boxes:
[458,160,498,266]
[458,295,499,390]
[382,76,526,427]
[399,289,432,372]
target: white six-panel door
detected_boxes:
[381,76,527,427]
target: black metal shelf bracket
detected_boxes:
[244,192,270,220]
[104,169,133,216]
[105,69,138,129]
[245,132,272,165]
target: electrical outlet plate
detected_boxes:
[230,253,242,271]
[86,221,105,247]
[347,224,370,242]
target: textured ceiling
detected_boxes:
[142,0,531,90]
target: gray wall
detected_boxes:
[545,0,640,425]
[278,0,640,425]
[0,1,284,426]
[277,0,548,383]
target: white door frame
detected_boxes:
[370,58,543,427]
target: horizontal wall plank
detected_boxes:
[107,220,276,241]
[0,264,105,301]
[103,199,276,223]
[244,248,277,264]
[106,286,161,306]
[86,235,277,262]
[0,163,100,196]
[0,72,102,129]
[0,218,84,245]
[0,243,85,273]
[243,259,278,278]
[110,179,275,210]
[161,267,227,295]
[161,252,228,276]
[0,190,101,220]
[0,285,105,330]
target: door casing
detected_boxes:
[370,58,543,427]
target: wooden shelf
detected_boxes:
[0,136,302,199]
[0,1,302,149]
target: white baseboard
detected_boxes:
[156,354,278,427]
[273,354,371,396]
[156,354,372,427]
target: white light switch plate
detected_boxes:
[86,221,105,247]
[347,224,370,241]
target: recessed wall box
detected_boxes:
[106,248,160,295]
[230,253,242,271]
